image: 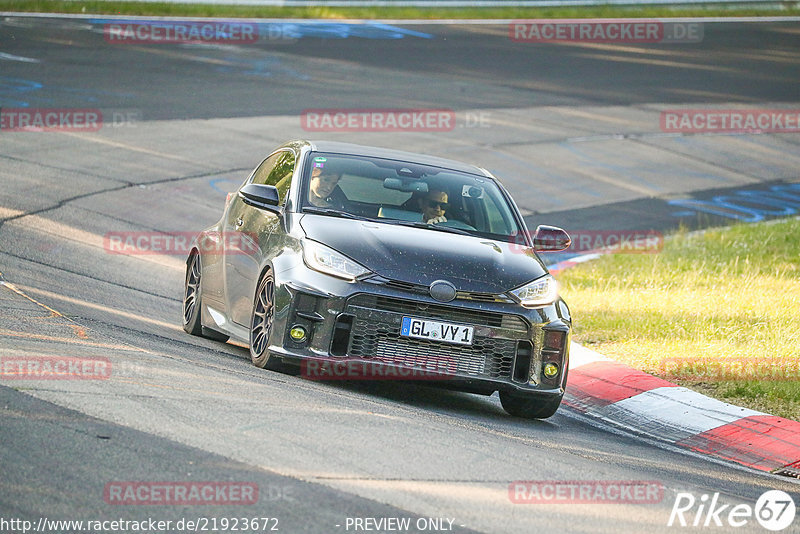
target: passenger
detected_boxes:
[419,189,448,224]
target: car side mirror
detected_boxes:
[239,183,282,214]
[532,225,571,252]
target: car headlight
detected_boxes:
[302,240,371,281]
[509,275,558,307]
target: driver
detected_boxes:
[308,167,344,208]
[418,189,448,225]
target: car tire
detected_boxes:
[250,270,283,370]
[499,391,563,419]
[183,252,229,342]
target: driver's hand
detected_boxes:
[426,216,447,225]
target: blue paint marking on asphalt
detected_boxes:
[0,97,31,107]
[355,22,433,39]
[542,183,800,268]
[212,56,311,80]
[668,183,800,223]
[60,86,137,101]
[260,22,432,39]
[88,19,433,40]
[0,77,136,108]
[669,198,764,222]
[0,77,43,107]
[209,178,243,194]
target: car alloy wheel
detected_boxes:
[183,252,229,341]
[183,253,203,335]
[250,270,281,370]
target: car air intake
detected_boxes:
[513,341,533,383]
[330,313,354,356]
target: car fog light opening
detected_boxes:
[289,325,308,343]
[543,362,560,379]
[541,329,567,383]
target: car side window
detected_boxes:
[250,150,296,205]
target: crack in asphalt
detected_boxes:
[0,250,178,302]
[76,202,223,233]
[0,152,132,183]
[628,136,768,183]
[0,165,249,230]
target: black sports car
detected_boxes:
[183,140,572,418]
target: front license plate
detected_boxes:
[400,316,474,346]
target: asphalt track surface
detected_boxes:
[1,15,799,534]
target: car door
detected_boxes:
[224,149,296,326]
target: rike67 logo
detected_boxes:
[668,490,796,531]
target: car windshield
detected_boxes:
[301,152,523,240]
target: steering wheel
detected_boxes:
[439,219,476,231]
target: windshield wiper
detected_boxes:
[303,207,360,220]
[391,220,473,236]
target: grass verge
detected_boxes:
[0,1,798,19]
[558,217,800,421]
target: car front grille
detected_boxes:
[343,294,529,380]
[379,279,515,304]
[351,294,528,332]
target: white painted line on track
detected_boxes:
[0,52,41,63]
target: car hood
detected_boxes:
[299,214,547,293]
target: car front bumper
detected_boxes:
[267,264,571,397]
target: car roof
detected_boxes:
[287,140,490,177]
